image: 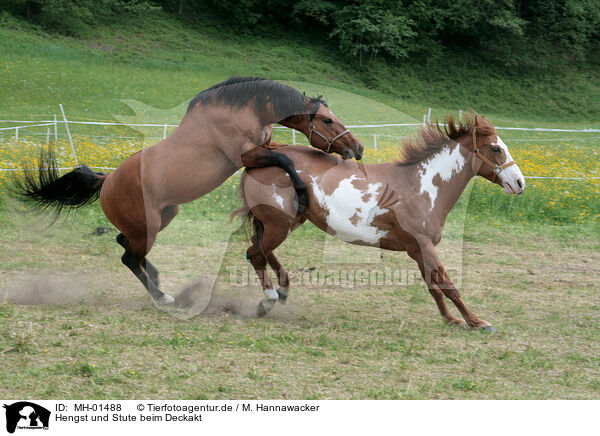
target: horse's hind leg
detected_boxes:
[246,240,276,317]
[267,252,290,304]
[246,211,293,316]
[117,233,160,286]
[139,205,180,286]
[117,233,175,306]
[116,205,179,288]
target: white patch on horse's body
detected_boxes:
[283,169,302,178]
[311,175,388,244]
[418,143,466,210]
[271,184,284,208]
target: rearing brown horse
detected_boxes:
[16,77,363,307]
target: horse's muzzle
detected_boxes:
[349,142,364,160]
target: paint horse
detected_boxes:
[16,77,363,308]
[239,114,525,330]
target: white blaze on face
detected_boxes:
[311,175,388,244]
[494,136,526,194]
[418,143,466,210]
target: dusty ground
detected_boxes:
[0,212,599,399]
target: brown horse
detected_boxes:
[16,77,363,307]
[238,114,525,330]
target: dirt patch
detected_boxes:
[2,275,104,306]
[169,279,298,320]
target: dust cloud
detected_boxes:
[2,275,298,320]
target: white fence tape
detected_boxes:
[2,116,600,181]
[2,119,600,132]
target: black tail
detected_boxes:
[14,147,107,215]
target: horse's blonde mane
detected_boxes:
[396,113,496,165]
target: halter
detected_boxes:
[307,102,350,153]
[308,121,351,153]
[471,127,517,183]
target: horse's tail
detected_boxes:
[231,170,263,242]
[231,171,252,233]
[14,147,107,215]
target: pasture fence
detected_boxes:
[1,108,600,181]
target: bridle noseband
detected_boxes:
[471,127,517,183]
[307,103,350,153]
[309,121,351,153]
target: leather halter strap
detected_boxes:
[309,121,351,153]
[471,127,517,183]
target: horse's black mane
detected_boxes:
[187,76,326,120]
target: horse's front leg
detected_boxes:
[408,239,494,331]
[240,147,307,215]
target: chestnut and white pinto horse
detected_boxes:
[238,114,525,330]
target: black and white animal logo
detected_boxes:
[3,402,50,434]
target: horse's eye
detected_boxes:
[323,118,333,124]
[492,147,501,153]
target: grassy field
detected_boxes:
[0,10,599,399]
[0,204,599,399]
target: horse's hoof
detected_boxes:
[481,325,496,333]
[156,294,176,306]
[276,288,288,305]
[257,301,268,317]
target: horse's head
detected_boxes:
[305,96,364,160]
[468,115,525,195]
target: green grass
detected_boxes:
[0,204,598,399]
[0,10,599,122]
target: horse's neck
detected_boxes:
[412,141,474,217]
[278,114,308,136]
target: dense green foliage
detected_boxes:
[2,0,599,66]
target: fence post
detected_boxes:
[15,127,19,142]
[54,114,58,142]
[373,134,377,150]
[427,107,432,123]
[292,129,296,145]
[60,104,78,166]
[46,128,50,145]
[459,110,463,121]
[423,114,427,125]
[163,124,168,140]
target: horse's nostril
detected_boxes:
[517,179,522,188]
